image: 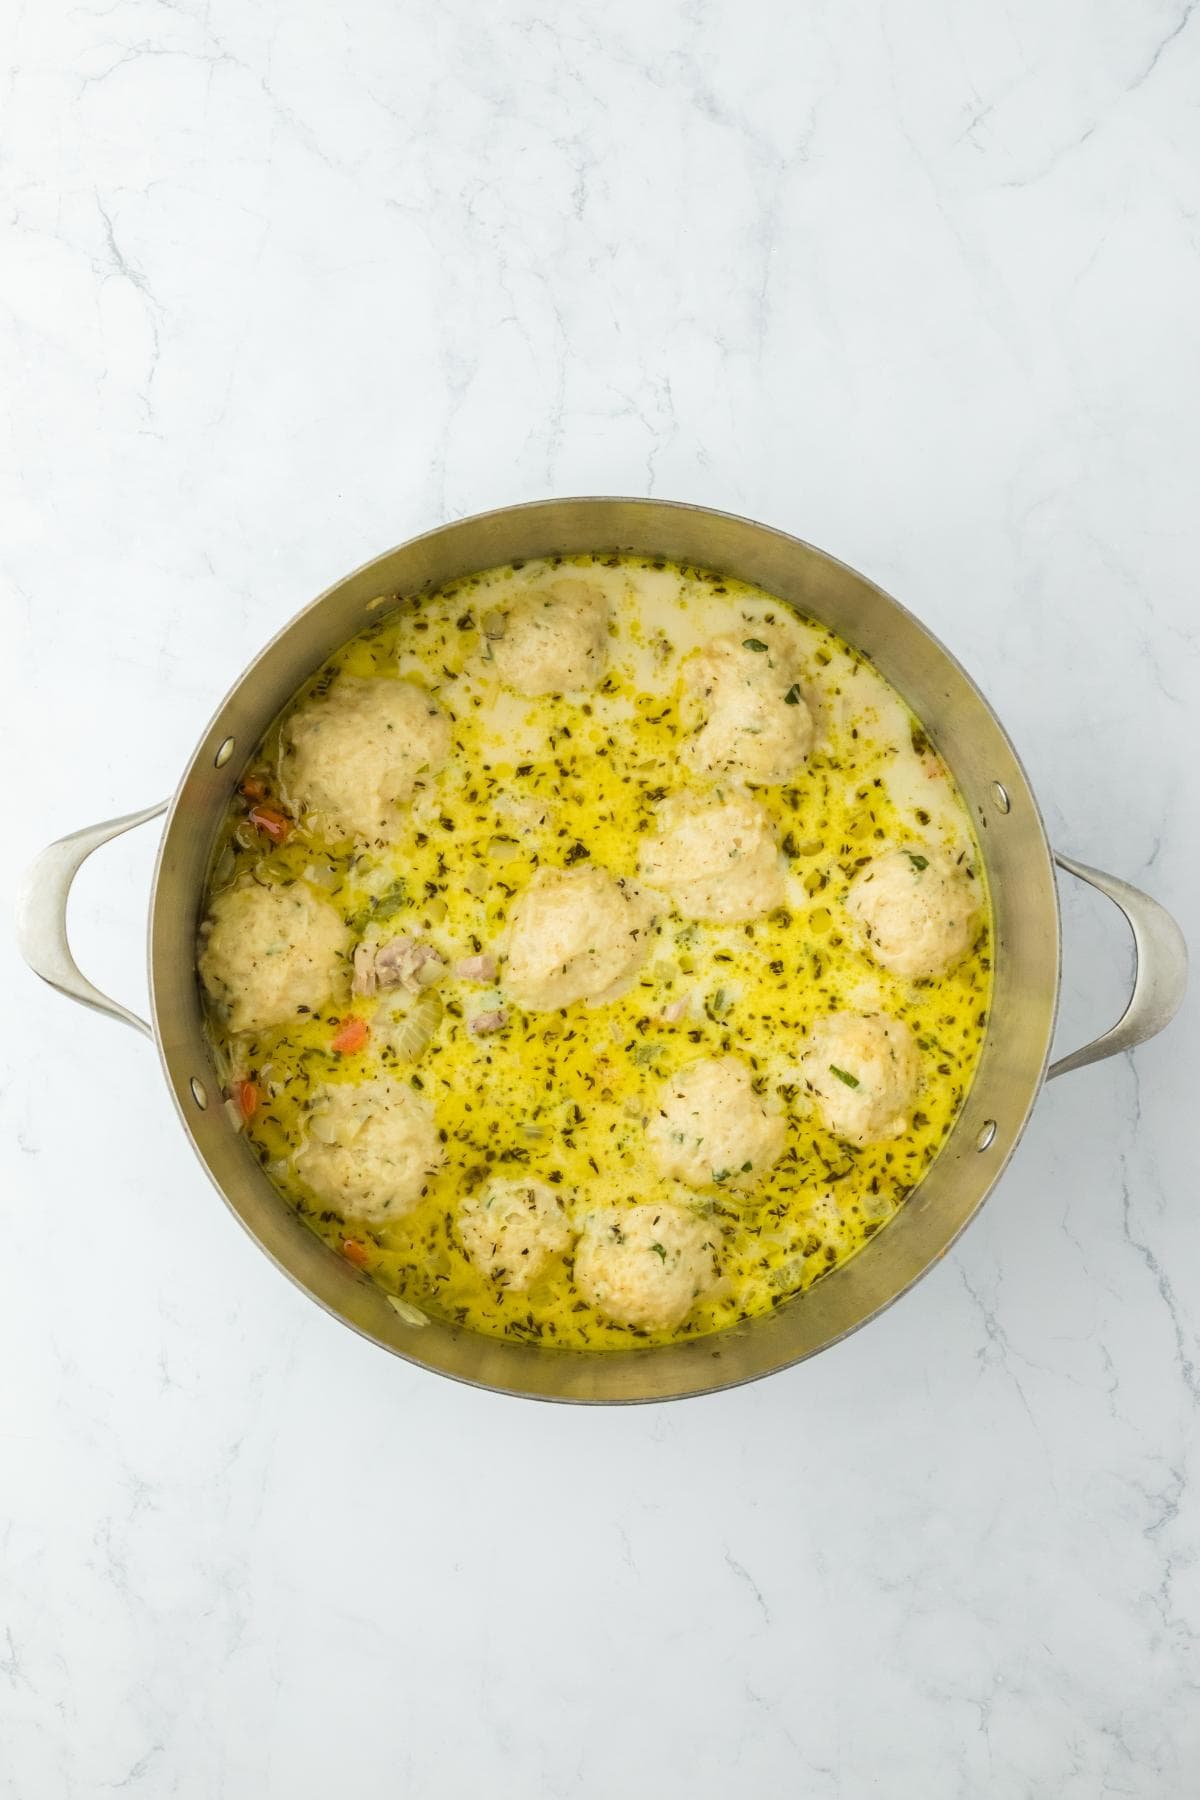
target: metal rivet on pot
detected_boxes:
[189,1076,208,1110]
[977,1119,997,1151]
[214,736,236,768]
[991,781,1011,814]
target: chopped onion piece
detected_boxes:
[304,862,340,891]
[387,1295,429,1327]
[385,992,442,1060]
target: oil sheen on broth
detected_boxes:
[198,555,992,1350]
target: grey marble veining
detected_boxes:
[2,1,1198,1794]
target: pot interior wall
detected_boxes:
[150,500,1060,1401]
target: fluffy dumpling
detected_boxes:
[647,1056,786,1190]
[490,578,609,694]
[845,847,980,979]
[799,1012,920,1145]
[504,865,653,1010]
[296,1076,443,1221]
[681,631,814,785]
[456,1178,573,1290]
[280,675,450,841]
[638,793,785,923]
[573,1202,719,1331]
[198,880,350,1035]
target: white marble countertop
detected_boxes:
[3,1,1198,1794]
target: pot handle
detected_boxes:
[1047,852,1188,1080]
[16,801,169,1038]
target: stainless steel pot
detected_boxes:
[17,500,1188,1402]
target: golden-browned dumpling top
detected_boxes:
[490,578,609,694]
[504,865,653,1011]
[800,1012,920,1146]
[681,630,814,785]
[456,1178,574,1291]
[279,675,450,842]
[295,1075,443,1221]
[638,792,785,923]
[647,1056,786,1190]
[198,880,351,1035]
[573,1202,719,1331]
[845,848,980,980]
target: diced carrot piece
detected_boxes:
[341,1238,370,1267]
[239,775,268,801]
[235,1078,260,1120]
[331,1015,369,1054]
[248,804,291,843]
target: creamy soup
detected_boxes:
[198,555,991,1349]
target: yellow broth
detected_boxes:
[200,555,992,1350]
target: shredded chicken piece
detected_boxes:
[352,934,444,998]
[469,1008,508,1036]
[454,953,498,983]
[662,996,689,1024]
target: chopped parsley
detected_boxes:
[742,638,769,653]
[829,1065,860,1089]
[349,878,408,933]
